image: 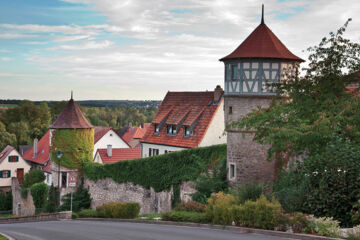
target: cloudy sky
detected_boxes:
[0,0,359,101]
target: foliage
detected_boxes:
[77,209,97,218]
[273,170,307,213]
[72,212,78,219]
[287,212,310,233]
[307,215,340,238]
[30,182,48,210]
[300,136,360,227]
[61,180,92,212]
[231,182,266,204]
[191,157,228,204]
[205,192,235,225]
[96,202,140,219]
[162,211,209,223]
[231,19,360,163]
[83,144,226,192]
[0,191,12,211]
[46,185,57,213]
[22,169,46,188]
[171,184,180,208]
[174,201,205,213]
[51,128,94,169]
[0,130,16,151]
[231,195,284,230]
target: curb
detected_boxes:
[77,218,341,240]
[0,232,15,240]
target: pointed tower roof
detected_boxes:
[49,94,93,129]
[220,5,304,62]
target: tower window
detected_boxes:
[229,106,233,114]
[231,65,238,80]
[230,163,236,179]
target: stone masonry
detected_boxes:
[11,177,35,216]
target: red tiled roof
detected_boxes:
[43,162,51,173]
[0,145,15,163]
[141,91,223,148]
[23,130,50,165]
[122,127,146,144]
[49,98,93,129]
[97,148,141,164]
[220,22,304,62]
[94,126,112,144]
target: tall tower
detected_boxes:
[220,5,304,185]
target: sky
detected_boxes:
[0,0,359,101]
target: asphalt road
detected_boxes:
[0,220,294,240]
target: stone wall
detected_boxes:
[84,178,196,214]
[224,95,277,186]
[11,177,35,216]
[0,211,72,224]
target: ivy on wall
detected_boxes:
[51,128,94,169]
[83,144,226,192]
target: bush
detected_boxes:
[22,170,45,188]
[0,191,12,211]
[72,212,78,219]
[231,195,284,230]
[78,209,97,218]
[231,182,265,204]
[288,212,310,233]
[174,201,205,213]
[206,192,235,225]
[162,211,209,223]
[46,185,57,213]
[30,182,48,210]
[307,215,340,238]
[61,179,91,212]
[96,202,140,219]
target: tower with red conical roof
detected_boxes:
[221,5,303,185]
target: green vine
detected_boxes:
[83,144,226,192]
[51,128,94,169]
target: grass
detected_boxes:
[138,213,162,220]
[0,233,7,240]
[0,213,12,218]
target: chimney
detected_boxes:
[33,138,38,158]
[129,122,132,128]
[107,145,112,158]
[214,85,223,103]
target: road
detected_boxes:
[0,220,294,240]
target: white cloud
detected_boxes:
[48,40,114,50]
[0,33,38,39]
[54,35,90,42]
[0,57,12,61]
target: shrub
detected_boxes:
[162,211,209,223]
[30,182,48,210]
[61,179,91,212]
[72,212,78,219]
[206,192,235,225]
[96,202,140,219]
[288,212,310,233]
[231,195,284,230]
[0,191,11,211]
[46,185,57,213]
[174,201,205,213]
[22,170,45,188]
[231,182,265,204]
[78,209,97,218]
[307,215,340,238]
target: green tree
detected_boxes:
[22,169,46,188]
[0,130,16,150]
[61,179,91,212]
[7,121,31,146]
[46,185,57,213]
[30,182,48,210]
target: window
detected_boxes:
[229,163,235,179]
[184,126,191,137]
[110,134,113,137]
[149,148,152,157]
[231,65,238,80]
[229,106,233,115]
[0,170,10,178]
[154,124,160,134]
[152,148,159,156]
[61,173,67,188]
[166,125,177,135]
[8,156,19,162]
[164,150,168,154]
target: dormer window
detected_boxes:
[154,124,160,134]
[184,126,191,137]
[231,64,238,80]
[166,125,177,135]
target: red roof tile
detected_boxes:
[23,130,50,165]
[50,98,93,129]
[0,145,15,163]
[122,126,146,144]
[220,22,304,62]
[141,90,223,148]
[94,126,112,144]
[97,148,141,164]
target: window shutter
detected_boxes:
[0,171,2,178]
[8,156,11,162]
[16,156,19,162]
[8,170,11,178]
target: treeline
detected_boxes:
[0,100,157,150]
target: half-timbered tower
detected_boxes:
[220,6,304,185]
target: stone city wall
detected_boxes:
[11,177,35,216]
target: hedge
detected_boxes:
[162,211,209,223]
[96,202,140,219]
[83,144,226,192]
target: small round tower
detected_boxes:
[220,5,304,185]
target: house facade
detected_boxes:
[220,6,303,185]
[0,145,31,192]
[119,123,150,148]
[140,85,226,157]
[94,126,129,157]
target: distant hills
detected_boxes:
[0,99,161,108]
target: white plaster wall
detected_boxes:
[93,151,104,164]
[93,129,129,157]
[141,143,186,158]
[0,149,31,187]
[199,100,227,147]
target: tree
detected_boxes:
[22,169,46,188]
[46,185,57,213]
[233,19,360,163]
[0,130,16,150]
[60,178,91,212]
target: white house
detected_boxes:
[140,85,226,157]
[94,126,129,157]
[93,145,141,164]
[0,145,31,192]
